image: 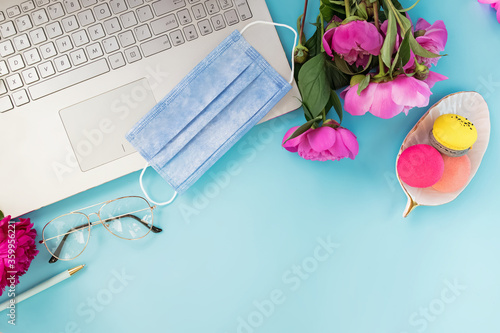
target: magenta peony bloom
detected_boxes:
[0,216,39,296]
[323,20,384,67]
[282,121,359,161]
[478,0,500,22]
[341,73,447,119]
[414,18,448,67]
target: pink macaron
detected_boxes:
[432,154,471,193]
[397,144,445,188]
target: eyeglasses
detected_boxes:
[39,196,161,263]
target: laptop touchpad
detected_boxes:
[60,78,157,172]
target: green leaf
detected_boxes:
[409,34,441,58]
[0,210,4,220]
[380,8,397,68]
[334,54,373,75]
[298,53,331,118]
[391,28,412,73]
[301,99,314,121]
[357,75,371,95]
[398,0,421,12]
[324,57,351,90]
[304,16,323,58]
[283,116,322,143]
[325,90,343,123]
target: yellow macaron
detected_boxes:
[429,114,477,157]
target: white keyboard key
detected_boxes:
[40,41,57,59]
[104,17,121,34]
[38,61,56,78]
[218,0,232,9]
[124,46,141,63]
[191,4,206,19]
[188,0,200,3]
[224,9,238,25]
[205,0,219,14]
[31,9,49,26]
[94,3,112,20]
[22,67,39,84]
[46,22,63,38]
[169,29,184,46]
[0,61,9,77]
[54,54,72,71]
[88,23,105,40]
[13,34,31,51]
[152,0,186,16]
[24,49,42,65]
[12,89,30,106]
[197,19,212,35]
[211,14,225,30]
[140,35,170,57]
[21,1,36,12]
[63,0,82,14]
[183,24,197,41]
[108,52,126,69]
[78,9,95,26]
[81,0,97,7]
[234,0,251,20]
[0,12,5,23]
[6,73,23,90]
[0,21,17,38]
[102,36,119,53]
[134,24,151,41]
[8,54,26,71]
[72,29,89,46]
[110,0,128,14]
[126,0,144,8]
[47,3,65,20]
[151,14,178,35]
[118,30,135,47]
[120,11,138,29]
[30,59,109,99]
[0,80,7,95]
[70,48,87,65]
[177,9,191,25]
[0,40,15,57]
[0,96,14,113]
[30,27,47,44]
[15,15,33,32]
[86,42,104,59]
[56,36,73,52]
[35,0,50,5]
[136,5,153,22]
[12,90,29,107]
[62,16,79,32]
[7,6,21,18]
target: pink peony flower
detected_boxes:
[0,215,39,296]
[414,18,448,67]
[478,0,500,22]
[282,121,359,161]
[323,20,384,68]
[341,73,447,119]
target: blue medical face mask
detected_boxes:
[126,22,296,205]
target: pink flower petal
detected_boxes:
[391,76,431,108]
[306,127,336,152]
[369,81,405,119]
[342,82,377,116]
[338,128,359,159]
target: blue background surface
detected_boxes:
[1,0,499,332]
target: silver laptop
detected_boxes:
[0,0,301,217]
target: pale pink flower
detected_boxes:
[282,121,359,161]
[0,216,39,296]
[323,20,384,67]
[340,73,447,119]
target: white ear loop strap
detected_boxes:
[240,21,297,85]
[140,163,178,206]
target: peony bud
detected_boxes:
[294,44,309,64]
[414,61,430,81]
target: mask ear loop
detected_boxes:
[140,163,178,206]
[240,21,298,85]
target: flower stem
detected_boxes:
[373,1,380,32]
[321,108,326,123]
[345,0,351,18]
[378,55,386,76]
[299,0,309,45]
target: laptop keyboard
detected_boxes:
[0,0,252,113]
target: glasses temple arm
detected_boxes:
[101,214,162,233]
[47,222,90,264]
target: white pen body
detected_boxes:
[0,270,70,312]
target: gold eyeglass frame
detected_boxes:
[39,196,159,263]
